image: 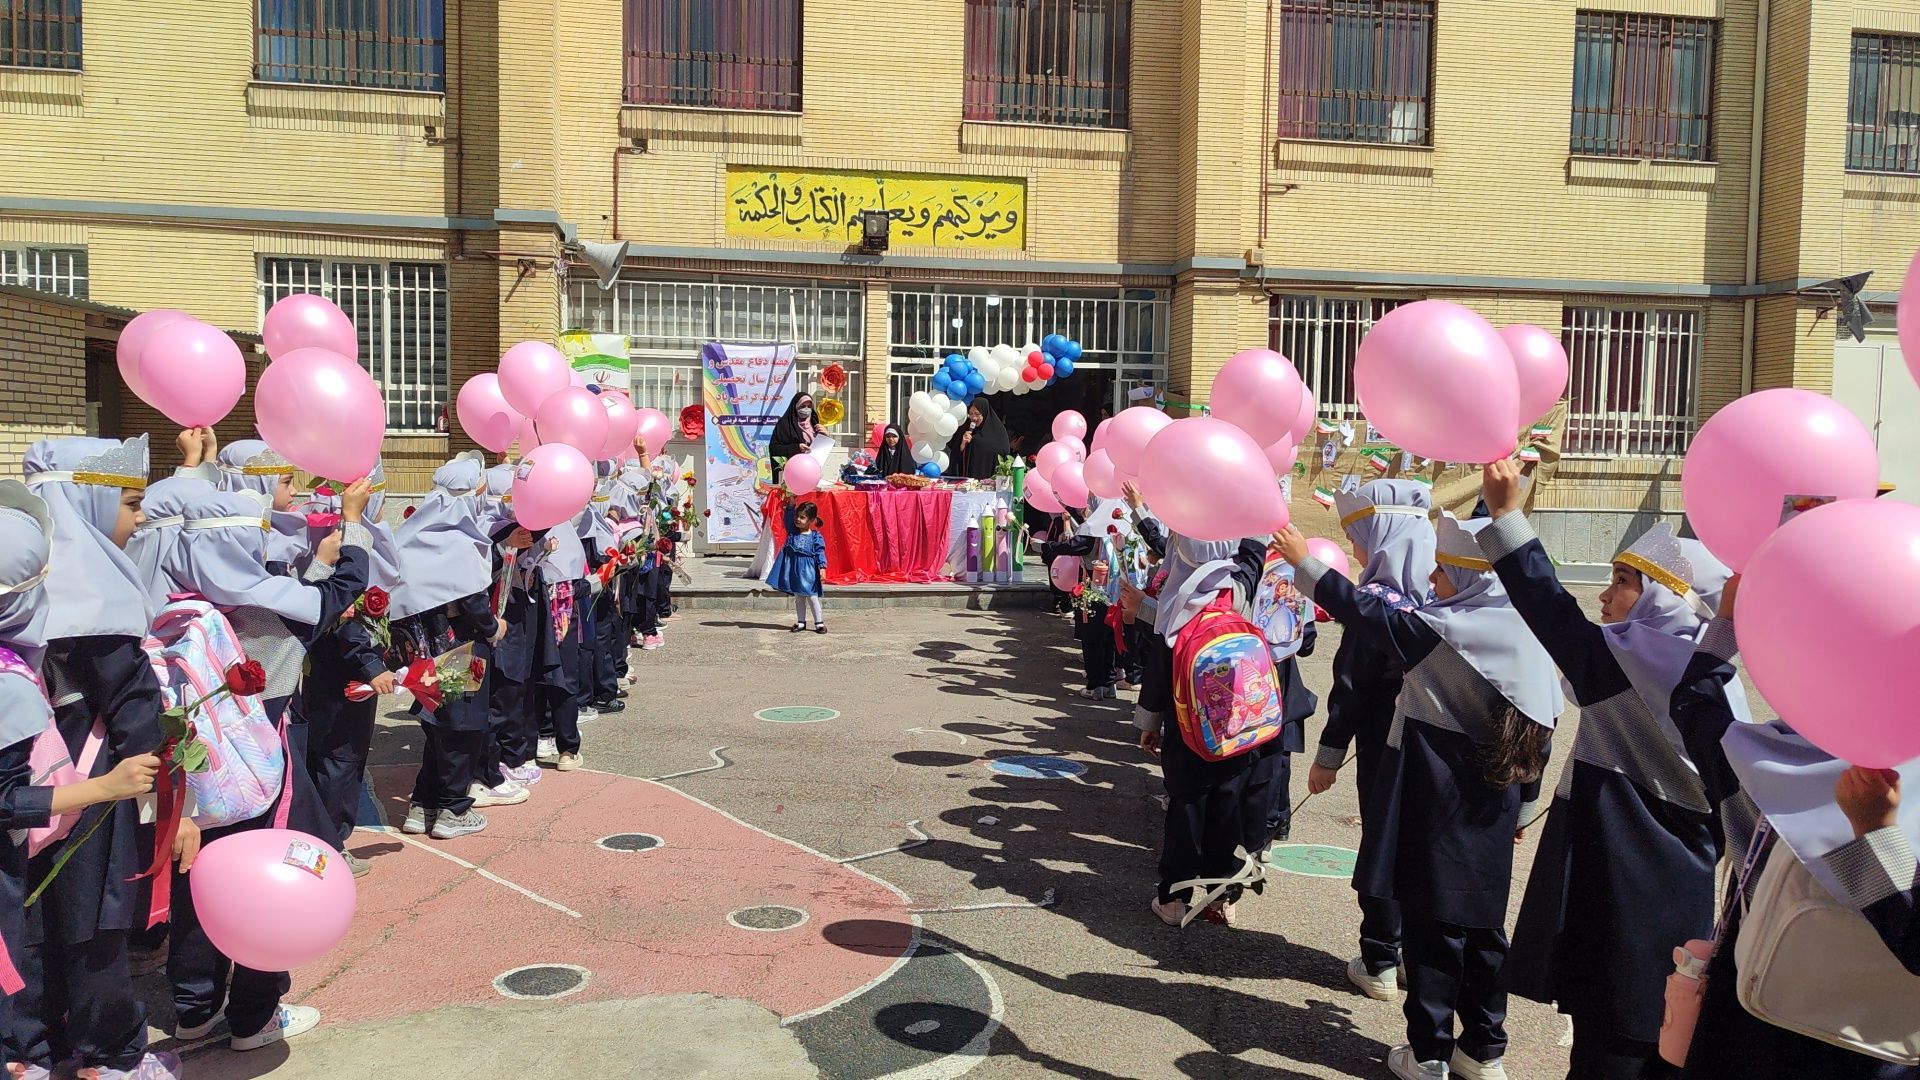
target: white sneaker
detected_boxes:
[1347,956,1400,1001]
[230,1005,319,1052]
[401,804,430,835]
[467,781,528,808]
[1387,1045,1448,1080]
[429,809,489,839]
[556,752,582,772]
[505,763,542,787]
[577,706,599,725]
[1447,1049,1506,1080]
[173,1009,225,1041]
[536,737,559,763]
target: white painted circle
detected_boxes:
[726,904,811,933]
[492,963,591,1001]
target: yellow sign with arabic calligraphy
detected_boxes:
[725,166,1026,250]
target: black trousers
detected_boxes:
[1077,609,1117,691]
[1121,624,1147,685]
[165,817,289,1041]
[1402,916,1509,1065]
[306,697,377,849]
[1361,893,1406,975]
[1262,751,1295,843]
[1566,1017,1669,1080]
[537,682,581,755]
[9,925,147,1071]
[490,673,535,773]
[1157,740,1284,906]
[411,721,482,813]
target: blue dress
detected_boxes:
[768,529,826,597]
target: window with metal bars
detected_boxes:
[0,247,88,299]
[964,0,1131,129]
[623,0,802,112]
[1570,11,1717,161]
[1266,294,1403,420]
[1560,305,1699,457]
[0,0,82,70]
[1274,0,1432,146]
[259,258,449,432]
[1849,32,1920,173]
[255,0,445,92]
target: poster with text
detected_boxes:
[703,341,797,544]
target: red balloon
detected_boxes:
[1027,351,1044,368]
[1022,368,1039,383]
[1038,364,1055,380]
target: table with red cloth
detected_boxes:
[759,488,957,585]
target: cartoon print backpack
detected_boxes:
[0,645,105,858]
[1170,591,1286,761]
[143,599,286,828]
[1249,550,1312,664]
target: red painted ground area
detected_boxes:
[289,766,916,1024]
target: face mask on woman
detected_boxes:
[798,407,813,420]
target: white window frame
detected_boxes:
[886,285,1169,421]
[258,256,451,434]
[0,246,89,299]
[1561,304,1700,458]
[563,275,865,418]
[1266,293,1405,422]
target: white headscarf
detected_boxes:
[0,485,53,749]
[217,439,309,567]
[127,474,217,604]
[1340,479,1436,610]
[305,461,400,590]
[23,436,154,640]
[1153,532,1239,641]
[1603,524,1722,730]
[482,463,517,534]
[167,491,322,625]
[1417,515,1563,728]
[390,455,494,620]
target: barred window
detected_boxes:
[1571,12,1717,161]
[256,0,445,92]
[0,0,82,70]
[1275,0,1433,146]
[1267,294,1404,421]
[624,0,802,112]
[1561,306,1699,457]
[260,258,450,432]
[0,247,88,299]
[1848,32,1920,173]
[964,0,1131,129]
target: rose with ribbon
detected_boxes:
[347,646,482,712]
[341,585,391,651]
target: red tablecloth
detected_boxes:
[762,488,956,585]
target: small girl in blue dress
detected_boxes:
[768,501,828,634]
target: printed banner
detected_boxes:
[703,342,798,545]
[725,166,1026,250]
[559,331,632,394]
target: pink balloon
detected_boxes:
[1305,537,1351,577]
[1288,387,1318,446]
[1052,461,1089,508]
[511,443,595,530]
[1209,348,1305,447]
[1262,437,1297,477]
[1898,247,1920,392]
[1052,411,1089,443]
[514,416,542,454]
[1024,469,1065,514]
[1034,440,1077,483]
[1680,389,1880,570]
[262,294,358,363]
[1355,300,1518,463]
[1498,324,1571,426]
[1083,449,1123,500]
[190,829,355,971]
[1105,406,1174,477]
[784,453,823,495]
[116,309,192,401]
[455,374,521,454]
[534,386,610,455]
[569,368,589,389]
[599,392,641,459]
[254,348,385,480]
[141,319,248,426]
[1740,499,1920,767]
[498,341,570,417]
[1062,437,1087,463]
[1138,417,1290,542]
[1089,418,1114,456]
[634,408,672,457]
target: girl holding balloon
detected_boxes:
[212,440,310,570]
[1476,460,1739,1080]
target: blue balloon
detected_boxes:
[946,353,965,365]
[1055,356,1075,378]
[1042,333,1067,357]
[920,462,942,478]
[932,372,952,392]
[965,372,986,393]
[947,356,968,375]
[1062,340,1082,362]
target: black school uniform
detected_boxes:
[165,542,369,1042]
[1477,513,1720,1076]
[578,548,622,706]
[538,579,584,755]
[1,728,55,1068]
[1041,534,1117,692]
[1319,625,1409,976]
[13,636,165,1072]
[1302,561,1547,1067]
[304,614,387,849]
[405,590,501,818]
[485,536,544,779]
[1667,620,1919,1080]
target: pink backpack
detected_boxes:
[142,599,286,828]
[0,646,106,859]
[1170,591,1287,761]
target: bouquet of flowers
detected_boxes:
[343,586,392,651]
[346,643,485,713]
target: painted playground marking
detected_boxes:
[836,820,930,865]
[1265,843,1360,879]
[756,705,840,724]
[648,745,732,781]
[986,755,1086,780]
[393,833,585,918]
[492,964,591,1001]
[595,832,665,853]
[726,905,811,932]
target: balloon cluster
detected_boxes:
[907,335,1085,481]
[454,342,671,531]
[118,310,249,432]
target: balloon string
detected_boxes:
[1289,752,1357,817]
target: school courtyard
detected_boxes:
[130,586,1762,1080]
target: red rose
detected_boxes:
[362,586,390,619]
[468,657,486,683]
[225,660,267,697]
[402,505,417,520]
[1112,508,1124,519]
[1107,525,1119,535]
[703,509,712,518]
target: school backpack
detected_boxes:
[1249,550,1312,664]
[1170,590,1286,762]
[0,645,104,858]
[1732,829,1920,1065]
[142,599,287,829]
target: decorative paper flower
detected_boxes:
[678,404,706,441]
[816,397,846,428]
[820,363,848,393]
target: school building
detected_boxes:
[2,0,1917,559]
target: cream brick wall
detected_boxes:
[0,293,89,477]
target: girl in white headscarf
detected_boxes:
[16,437,183,1080]
[126,474,218,606]
[214,439,308,569]
[1282,515,1562,1080]
[0,482,166,1080]
[574,479,626,716]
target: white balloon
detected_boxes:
[1022,342,1042,360]
[936,414,959,438]
[991,343,1021,368]
[936,451,950,471]
[967,346,991,367]
[912,441,935,464]
[910,390,932,414]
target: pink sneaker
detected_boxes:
[642,634,664,651]
[506,763,542,786]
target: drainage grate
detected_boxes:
[492,964,590,1000]
[595,833,664,853]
